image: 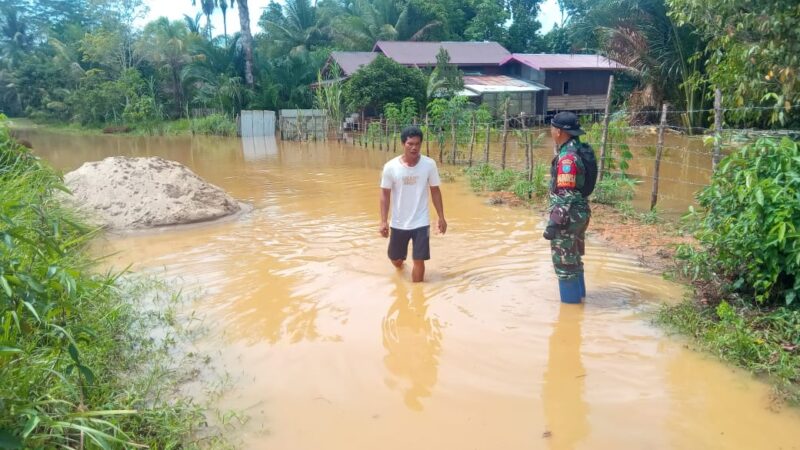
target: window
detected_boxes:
[563,81,570,95]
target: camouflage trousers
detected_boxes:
[550,202,591,280]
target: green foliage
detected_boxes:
[668,0,800,126]
[585,116,633,176]
[429,48,464,98]
[679,137,800,306]
[657,300,800,403]
[591,175,636,205]
[343,55,426,113]
[0,117,209,447]
[465,163,547,201]
[315,65,345,135]
[190,113,238,136]
[383,97,418,127]
[68,68,149,125]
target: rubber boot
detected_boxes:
[558,278,582,304]
[579,272,586,301]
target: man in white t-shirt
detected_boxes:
[379,126,447,282]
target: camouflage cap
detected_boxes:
[551,112,585,136]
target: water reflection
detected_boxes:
[242,135,278,161]
[382,277,442,411]
[543,304,589,449]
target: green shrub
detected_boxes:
[679,137,800,305]
[486,169,516,191]
[591,175,636,205]
[190,113,238,136]
[0,117,207,447]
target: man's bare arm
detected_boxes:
[379,188,391,237]
[430,186,447,234]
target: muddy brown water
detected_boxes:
[18,128,800,449]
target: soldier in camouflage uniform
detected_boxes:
[543,112,592,302]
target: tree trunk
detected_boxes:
[236,0,255,86]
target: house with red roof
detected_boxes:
[321,41,626,117]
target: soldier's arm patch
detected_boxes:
[556,155,577,189]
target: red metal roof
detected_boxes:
[329,51,378,76]
[504,53,626,70]
[372,41,510,66]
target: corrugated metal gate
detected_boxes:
[240,110,276,137]
[279,109,327,140]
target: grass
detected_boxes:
[656,299,800,404]
[8,116,239,137]
[464,163,549,202]
[0,116,228,448]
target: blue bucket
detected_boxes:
[558,278,582,304]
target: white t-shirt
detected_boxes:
[380,155,441,230]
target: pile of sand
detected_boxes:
[63,156,241,230]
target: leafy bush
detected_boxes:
[0,117,206,447]
[190,113,238,136]
[679,137,800,305]
[591,175,636,205]
[343,56,426,113]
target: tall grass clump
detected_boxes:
[190,113,238,136]
[0,116,210,448]
[465,163,549,202]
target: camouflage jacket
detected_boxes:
[549,138,588,209]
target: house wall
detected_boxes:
[503,62,545,84]
[544,70,613,111]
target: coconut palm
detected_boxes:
[261,0,329,56]
[567,0,706,128]
[183,12,204,34]
[331,0,442,50]
[139,18,193,113]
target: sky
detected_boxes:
[140,0,563,36]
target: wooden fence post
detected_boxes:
[484,122,490,164]
[522,115,531,181]
[712,88,722,172]
[468,113,476,167]
[599,75,615,181]
[501,100,509,169]
[424,114,430,156]
[392,121,397,153]
[450,114,457,165]
[650,103,668,210]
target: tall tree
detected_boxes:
[138,18,191,113]
[235,0,255,86]
[558,0,706,127]
[219,0,230,42]
[331,0,443,50]
[429,48,464,98]
[260,0,328,56]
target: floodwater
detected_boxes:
[18,127,800,450]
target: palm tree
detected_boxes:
[183,12,204,34]
[219,0,230,43]
[235,0,255,86]
[331,0,441,50]
[139,18,192,113]
[567,0,706,128]
[261,0,328,55]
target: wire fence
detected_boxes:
[297,84,799,215]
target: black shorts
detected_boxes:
[388,226,430,261]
